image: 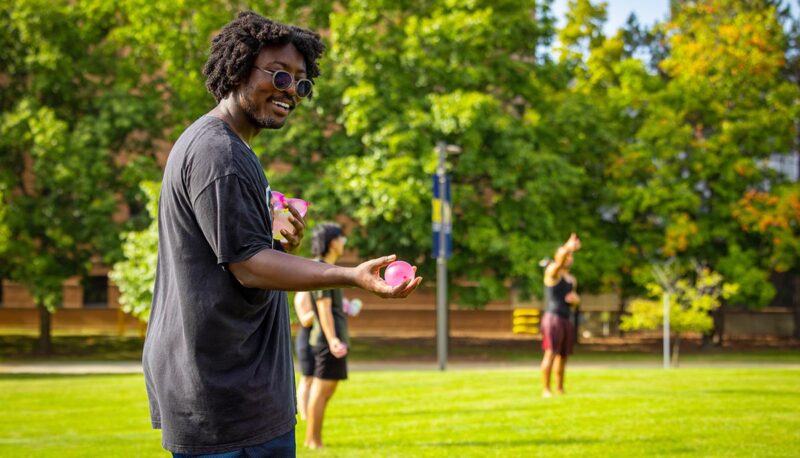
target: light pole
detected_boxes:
[435,141,460,371]
[663,292,670,369]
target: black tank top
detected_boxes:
[545,277,573,318]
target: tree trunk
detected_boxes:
[703,303,726,349]
[36,303,52,356]
[701,331,712,351]
[714,302,726,346]
[671,333,681,368]
[617,296,626,337]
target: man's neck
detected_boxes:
[210,98,258,145]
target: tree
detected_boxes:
[0,1,160,353]
[304,0,621,307]
[109,182,160,321]
[621,263,739,365]
[607,0,800,327]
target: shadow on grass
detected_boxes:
[0,373,130,381]
[419,437,601,448]
[336,405,535,420]
[700,388,799,396]
[337,437,601,449]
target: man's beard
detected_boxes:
[240,94,283,130]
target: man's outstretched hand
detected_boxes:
[351,255,422,299]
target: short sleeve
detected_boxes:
[192,174,272,265]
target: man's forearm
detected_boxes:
[317,303,339,343]
[228,248,355,290]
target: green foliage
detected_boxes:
[109,182,160,321]
[602,0,799,306]
[621,264,739,334]
[313,0,608,306]
[0,0,161,315]
[3,0,797,321]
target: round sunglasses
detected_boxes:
[253,67,314,98]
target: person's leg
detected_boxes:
[540,349,555,397]
[296,375,312,421]
[305,378,338,449]
[554,354,567,394]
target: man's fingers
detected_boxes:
[281,229,297,244]
[286,204,305,230]
[367,254,397,272]
[389,276,413,295]
[385,275,422,298]
[280,230,300,252]
[399,277,422,297]
[285,202,303,220]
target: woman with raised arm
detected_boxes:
[541,233,581,397]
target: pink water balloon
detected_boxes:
[271,191,309,241]
[383,261,415,287]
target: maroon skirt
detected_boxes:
[541,312,574,356]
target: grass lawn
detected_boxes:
[1,368,798,457]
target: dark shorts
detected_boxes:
[541,312,574,357]
[295,329,314,377]
[171,428,295,458]
[312,344,348,380]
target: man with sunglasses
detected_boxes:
[144,12,422,457]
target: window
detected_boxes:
[82,275,108,308]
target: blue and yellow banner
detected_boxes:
[432,174,452,259]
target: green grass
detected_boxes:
[1,368,799,457]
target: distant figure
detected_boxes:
[305,223,349,449]
[294,291,316,420]
[541,233,581,397]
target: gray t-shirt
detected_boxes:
[143,115,295,455]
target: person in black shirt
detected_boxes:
[304,223,349,449]
[540,233,581,398]
[143,12,421,457]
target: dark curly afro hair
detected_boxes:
[202,11,325,102]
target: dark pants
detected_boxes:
[172,429,295,458]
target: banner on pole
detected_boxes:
[432,174,452,259]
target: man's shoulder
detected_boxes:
[173,116,256,179]
[182,116,244,161]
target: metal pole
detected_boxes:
[436,141,448,371]
[663,292,670,369]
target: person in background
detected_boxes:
[293,291,315,421]
[305,223,349,449]
[540,233,581,397]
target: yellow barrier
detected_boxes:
[512,309,541,335]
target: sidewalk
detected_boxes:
[1,359,798,374]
